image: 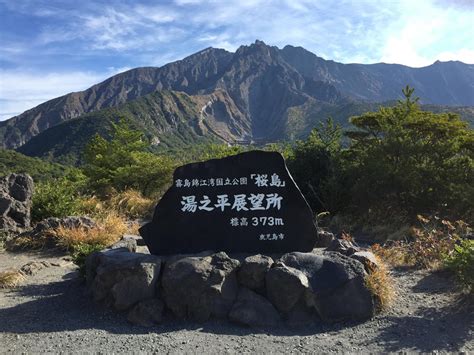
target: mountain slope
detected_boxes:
[1,40,473,150]
[0,149,72,181]
[16,90,218,164]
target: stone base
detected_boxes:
[85,240,378,327]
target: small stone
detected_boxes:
[351,251,379,273]
[326,238,360,256]
[315,229,335,247]
[110,236,137,253]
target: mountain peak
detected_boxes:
[235,40,279,59]
[2,42,473,151]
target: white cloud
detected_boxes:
[437,49,474,64]
[379,0,474,67]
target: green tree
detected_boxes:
[345,86,474,220]
[287,117,346,213]
[83,119,175,196]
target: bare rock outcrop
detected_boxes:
[0,173,34,234]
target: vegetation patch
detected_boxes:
[444,239,474,294]
[32,175,87,223]
[0,269,26,288]
[52,213,130,251]
[110,189,156,219]
[365,256,395,311]
[71,243,105,277]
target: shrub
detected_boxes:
[0,269,25,288]
[410,215,468,268]
[444,239,474,293]
[32,174,86,222]
[345,86,474,221]
[71,243,104,277]
[287,118,346,213]
[83,119,175,196]
[371,216,472,272]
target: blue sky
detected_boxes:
[1,0,473,120]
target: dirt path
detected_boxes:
[0,250,472,353]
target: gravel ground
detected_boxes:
[0,249,473,354]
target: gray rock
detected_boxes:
[19,261,51,276]
[351,251,379,273]
[265,264,309,313]
[280,251,375,321]
[127,299,164,326]
[110,236,137,253]
[326,238,360,256]
[0,173,34,233]
[122,234,146,246]
[229,288,281,327]
[315,229,335,247]
[161,252,240,322]
[237,254,273,291]
[86,248,161,311]
[33,216,96,233]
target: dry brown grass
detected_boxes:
[365,256,396,311]
[5,231,55,251]
[79,195,109,219]
[0,269,26,288]
[371,242,415,267]
[53,212,129,250]
[110,189,155,219]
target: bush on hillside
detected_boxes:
[288,87,473,228]
[0,149,72,182]
[32,173,86,223]
[83,119,175,196]
[345,86,473,221]
[287,118,347,213]
[444,239,474,293]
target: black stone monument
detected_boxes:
[139,151,317,255]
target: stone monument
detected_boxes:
[140,151,317,255]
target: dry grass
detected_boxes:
[5,231,55,251]
[0,269,26,288]
[110,189,155,219]
[53,212,129,250]
[79,195,109,219]
[365,256,396,311]
[371,242,415,267]
[127,220,140,235]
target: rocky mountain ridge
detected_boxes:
[1,40,473,150]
